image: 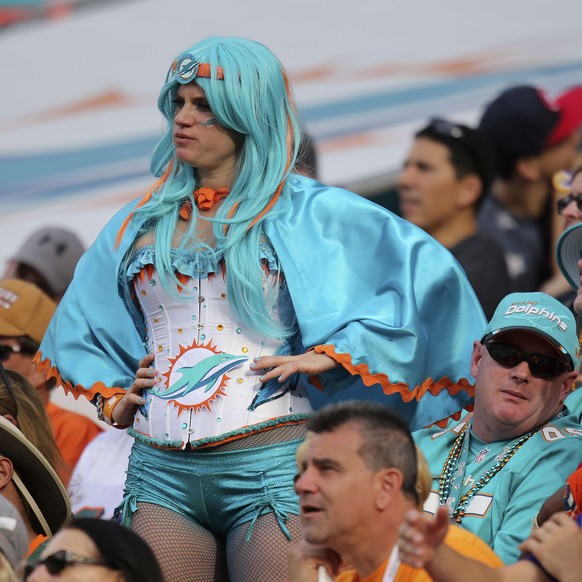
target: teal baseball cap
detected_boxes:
[481,292,579,369]
[557,222,582,290]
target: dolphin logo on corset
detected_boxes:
[152,353,248,400]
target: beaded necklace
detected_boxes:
[438,423,537,524]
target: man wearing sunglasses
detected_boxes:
[556,193,582,420]
[414,291,582,564]
[556,166,582,234]
[0,279,101,478]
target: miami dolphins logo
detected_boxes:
[153,341,247,414]
[174,56,200,82]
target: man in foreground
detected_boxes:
[289,401,501,581]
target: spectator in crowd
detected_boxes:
[289,401,502,581]
[555,194,582,418]
[25,517,163,582]
[3,227,85,304]
[0,496,28,581]
[0,367,66,484]
[556,166,582,234]
[556,167,582,309]
[551,166,582,334]
[398,117,511,318]
[0,414,70,554]
[0,280,101,475]
[539,169,581,307]
[34,36,486,581]
[414,291,582,563]
[477,85,582,291]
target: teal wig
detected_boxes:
[131,37,301,337]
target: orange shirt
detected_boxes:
[336,525,503,582]
[46,402,102,475]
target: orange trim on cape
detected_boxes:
[432,404,474,429]
[311,344,475,403]
[34,352,127,402]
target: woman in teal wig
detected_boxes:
[37,37,486,580]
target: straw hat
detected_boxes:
[0,415,70,536]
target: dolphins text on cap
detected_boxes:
[505,303,567,332]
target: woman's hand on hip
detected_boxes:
[250,351,337,383]
[112,353,156,425]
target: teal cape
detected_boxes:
[37,175,486,429]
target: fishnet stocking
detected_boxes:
[130,502,228,582]
[195,423,307,452]
[226,512,303,582]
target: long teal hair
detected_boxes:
[130,37,301,338]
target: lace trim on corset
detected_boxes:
[125,242,280,281]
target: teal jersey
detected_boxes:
[414,409,582,564]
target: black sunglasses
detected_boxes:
[24,550,112,578]
[484,341,572,379]
[557,192,582,214]
[0,344,23,362]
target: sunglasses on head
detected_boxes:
[483,341,572,379]
[428,118,466,140]
[557,192,582,214]
[24,550,112,578]
[426,118,485,175]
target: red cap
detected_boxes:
[546,87,582,147]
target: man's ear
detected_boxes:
[515,157,541,182]
[0,457,14,490]
[470,340,483,378]
[456,174,481,209]
[559,371,578,405]
[375,468,404,510]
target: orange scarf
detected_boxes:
[179,187,230,219]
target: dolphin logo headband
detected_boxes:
[168,55,225,84]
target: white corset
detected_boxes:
[130,260,312,448]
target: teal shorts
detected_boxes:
[120,437,302,539]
